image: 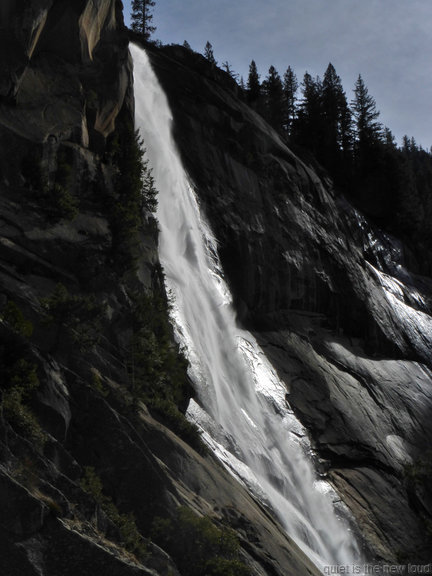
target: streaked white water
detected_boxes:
[131,44,363,572]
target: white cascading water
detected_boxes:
[131,44,363,572]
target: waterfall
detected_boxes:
[131,44,363,572]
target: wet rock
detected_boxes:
[147,44,432,561]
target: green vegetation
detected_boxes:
[126,289,203,451]
[41,283,105,351]
[90,370,109,398]
[151,507,250,576]
[404,452,432,487]
[47,182,79,221]
[80,466,148,557]
[22,144,79,221]
[107,121,157,272]
[49,147,79,220]
[0,301,44,447]
[1,359,46,448]
[204,41,217,66]
[47,145,79,220]
[131,0,156,41]
[1,300,33,338]
[240,57,432,271]
[134,30,432,271]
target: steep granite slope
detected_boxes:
[0,3,323,575]
[1,1,431,570]
[147,44,432,562]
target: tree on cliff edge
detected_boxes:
[283,66,298,136]
[204,41,217,65]
[351,75,382,156]
[131,0,156,41]
[263,66,284,132]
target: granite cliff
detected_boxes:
[146,44,432,562]
[0,1,431,574]
[0,2,323,575]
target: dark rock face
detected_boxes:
[148,44,432,561]
[0,0,131,147]
[0,4,323,576]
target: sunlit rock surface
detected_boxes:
[147,44,432,561]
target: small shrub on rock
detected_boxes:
[1,300,33,338]
[41,283,105,351]
[80,466,148,557]
[1,359,47,448]
[151,506,250,576]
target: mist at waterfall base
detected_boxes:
[131,44,364,571]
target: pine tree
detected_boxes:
[402,134,411,154]
[293,72,323,155]
[397,151,424,233]
[351,75,382,152]
[283,66,298,136]
[204,41,217,65]
[321,63,352,174]
[339,101,353,155]
[247,60,261,105]
[350,74,383,182]
[222,61,238,80]
[322,64,343,145]
[383,127,397,150]
[131,0,156,41]
[263,65,284,132]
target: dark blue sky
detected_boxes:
[123,0,432,148]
